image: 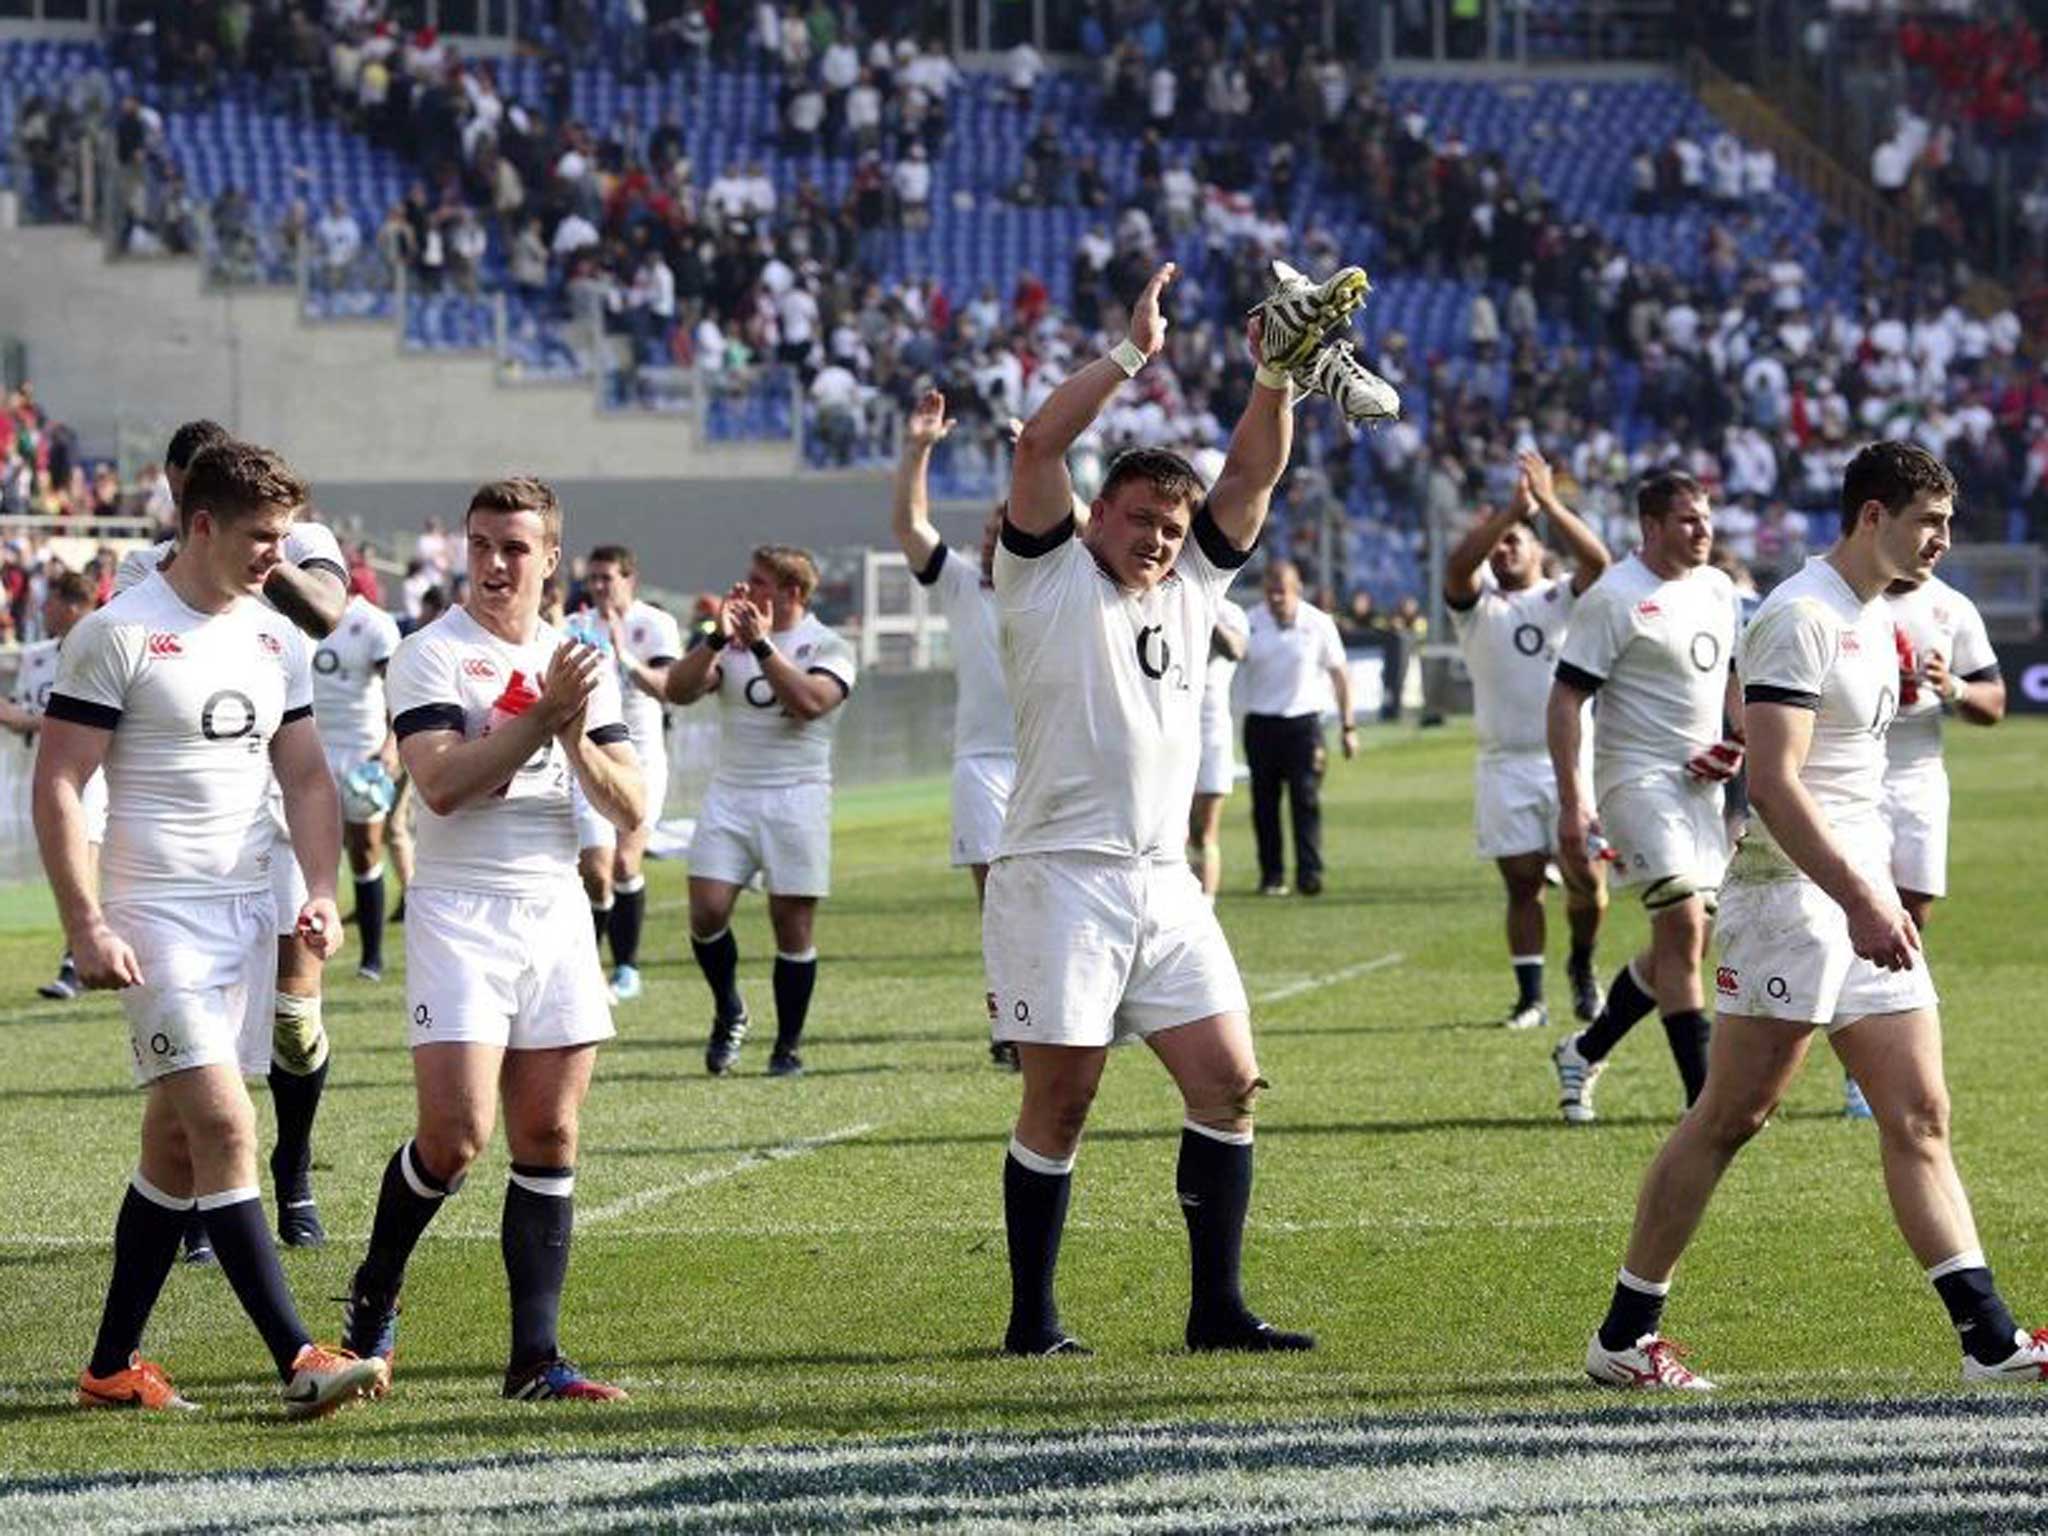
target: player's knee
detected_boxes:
[184,1100,257,1167]
[1695,1095,1772,1152]
[512,1116,579,1168]
[271,992,329,1076]
[1184,1070,1265,1135]
[1881,1089,1951,1149]
[415,1116,491,1182]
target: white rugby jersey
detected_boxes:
[1733,556,1899,878]
[1453,575,1576,760]
[1556,554,1737,800]
[1238,601,1344,718]
[707,612,858,789]
[47,572,313,900]
[311,595,402,762]
[1201,596,1250,743]
[1885,574,1999,773]
[388,603,627,894]
[115,521,349,598]
[996,510,1249,861]
[608,599,683,757]
[13,638,61,718]
[916,543,1014,760]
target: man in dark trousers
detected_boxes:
[1236,560,1354,895]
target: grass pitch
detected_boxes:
[1,719,2045,1527]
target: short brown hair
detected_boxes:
[180,441,310,531]
[588,543,636,577]
[467,477,563,547]
[1841,440,1957,521]
[48,570,95,606]
[751,544,819,602]
[1099,447,1204,512]
[1637,470,1705,522]
[165,419,230,472]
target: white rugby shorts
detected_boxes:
[689,779,832,896]
[1600,770,1728,907]
[104,892,277,1085]
[951,753,1015,867]
[1882,764,1948,899]
[1715,873,1938,1030]
[983,852,1249,1048]
[1194,714,1236,798]
[404,880,617,1051]
[1474,752,1558,859]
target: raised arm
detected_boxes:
[1009,261,1178,535]
[402,642,601,815]
[664,587,736,706]
[891,388,951,569]
[1202,313,1295,553]
[1519,450,1610,594]
[1445,481,1529,608]
[727,598,847,722]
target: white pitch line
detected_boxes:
[1253,951,1404,1005]
[578,1121,875,1227]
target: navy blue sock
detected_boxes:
[1178,1125,1255,1327]
[88,1175,191,1378]
[503,1164,575,1374]
[1579,962,1656,1062]
[610,879,646,969]
[691,927,744,1018]
[1513,958,1545,1009]
[772,951,817,1053]
[1003,1140,1073,1348]
[1597,1270,1670,1352]
[1662,1009,1710,1105]
[355,871,387,971]
[359,1140,450,1296]
[201,1191,311,1378]
[1932,1261,2021,1365]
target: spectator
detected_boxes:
[893,142,932,229]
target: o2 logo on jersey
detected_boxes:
[743,675,783,711]
[1512,623,1547,658]
[1689,632,1722,673]
[200,689,262,752]
[313,647,341,675]
[1135,625,1189,691]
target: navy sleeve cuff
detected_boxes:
[1745,684,1821,711]
[1191,506,1255,571]
[299,558,348,586]
[1962,664,2002,683]
[645,654,679,669]
[1444,589,1479,613]
[44,693,120,730]
[280,704,314,725]
[914,544,949,586]
[807,669,851,700]
[588,722,630,745]
[1000,515,1075,558]
[1553,662,1605,694]
[393,703,467,739]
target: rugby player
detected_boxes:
[987,257,1380,1355]
[1,570,107,999]
[1444,450,1611,1030]
[574,546,681,1003]
[41,441,384,1416]
[342,477,644,1402]
[665,545,857,1077]
[117,419,350,1253]
[1547,472,1742,1122]
[1582,441,2047,1389]
[1188,594,1250,899]
[890,389,1019,1065]
[310,593,402,982]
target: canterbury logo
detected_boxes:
[146,633,184,657]
[462,658,498,679]
[1635,600,1661,617]
[1715,965,1738,996]
[258,633,282,655]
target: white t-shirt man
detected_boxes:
[1555,554,1737,899]
[687,614,858,897]
[1881,574,1999,898]
[311,595,402,787]
[915,543,1015,867]
[1195,596,1250,798]
[1237,600,1343,720]
[1718,556,1935,1025]
[984,509,1253,1047]
[387,603,629,1051]
[14,636,109,840]
[1453,573,1583,858]
[49,573,315,1080]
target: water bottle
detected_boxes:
[484,670,543,797]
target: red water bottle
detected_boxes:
[484,670,541,796]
